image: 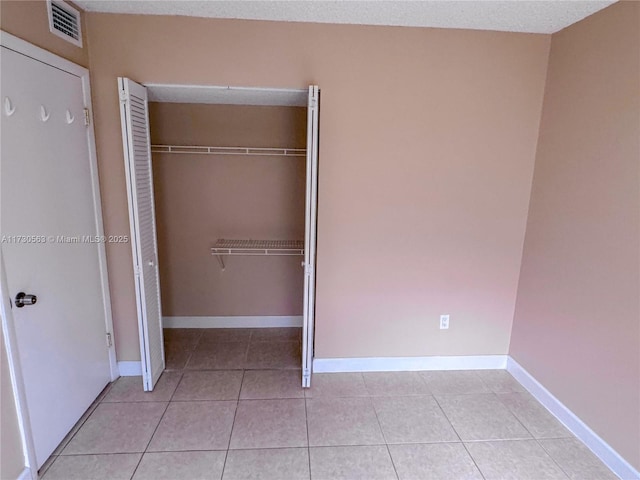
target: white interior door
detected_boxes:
[302,85,319,388]
[1,46,111,467]
[118,77,165,391]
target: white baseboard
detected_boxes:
[507,357,639,480]
[313,355,507,373]
[17,467,32,480]
[163,316,303,328]
[117,361,142,377]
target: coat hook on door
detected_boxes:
[4,97,16,116]
[40,105,50,122]
[66,109,75,124]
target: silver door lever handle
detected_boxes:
[15,292,37,308]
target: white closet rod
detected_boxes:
[151,145,306,157]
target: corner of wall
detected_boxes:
[506,1,640,470]
[507,33,553,356]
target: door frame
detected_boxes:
[0,31,118,478]
[119,81,319,388]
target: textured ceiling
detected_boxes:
[74,0,615,34]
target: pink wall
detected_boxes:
[149,103,306,317]
[84,14,550,360]
[510,1,640,470]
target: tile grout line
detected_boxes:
[431,377,578,479]
[431,392,488,480]
[242,339,250,370]
[167,370,186,403]
[126,454,145,480]
[535,438,574,479]
[460,442,488,480]
[153,334,200,477]
[128,369,185,479]
[55,440,484,456]
[491,389,577,443]
[165,329,203,369]
[430,390,536,443]
[488,391,539,442]
[416,370,434,395]
[54,382,113,457]
[188,328,205,367]
[415,371,502,398]
[304,391,313,480]
[128,397,172,479]
[220,368,245,479]
[57,449,231,456]
[368,391,401,480]
[182,346,195,370]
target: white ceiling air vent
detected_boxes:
[47,0,82,47]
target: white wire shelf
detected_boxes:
[152,145,306,157]
[211,239,304,270]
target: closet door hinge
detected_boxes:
[106,332,113,347]
[119,90,128,103]
[84,108,90,126]
[304,264,314,276]
[134,265,142,277]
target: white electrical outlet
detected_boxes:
[440,314,450,329]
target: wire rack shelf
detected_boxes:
[151,145,306,157]
[211,239,304,270]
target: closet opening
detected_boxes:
[118,80,319,390]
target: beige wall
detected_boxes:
[0,0,88,67]
[1,327,25,480]
[510,1,640,470]
[85,14,551,360]
[149,103,306,317]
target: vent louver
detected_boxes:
[47,0,82,47]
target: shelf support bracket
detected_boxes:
[216,255,225,271]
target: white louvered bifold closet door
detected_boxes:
[118,77,165,391]
[302,85,319,388]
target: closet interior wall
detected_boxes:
[149,102,307,322]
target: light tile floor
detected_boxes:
[40,328,619,480]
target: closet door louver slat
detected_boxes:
[118,77,165,392]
